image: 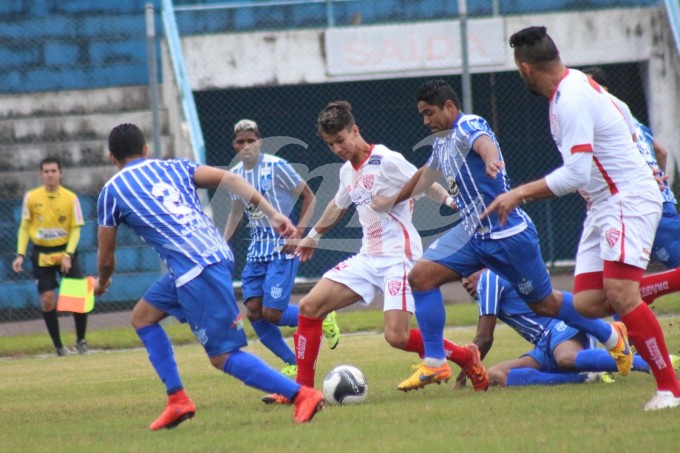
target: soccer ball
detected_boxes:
[322,365,368,405]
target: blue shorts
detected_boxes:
[652,203,680,268]
[523,321,589,371]
[143,260,247,357]
[423,223,553,303]
[241,256,300,311]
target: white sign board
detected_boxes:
[325,18,506,76]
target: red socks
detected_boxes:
[404,329,472,366]
[640,267,680,304]
[295,315,323,388]
[622,303,680,396]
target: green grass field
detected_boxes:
[2,301,680,452]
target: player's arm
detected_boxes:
[12,193,32,273]
[295,199,347,262]
[371,165,440,212]
[224,200,245,242]
[652,140,669,173]
[193,165,295,238]
[95,226,117,296]
[472,135,505,179]
[282,182,317,254]
[425,183,456,208]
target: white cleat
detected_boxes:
[644,391,680,411]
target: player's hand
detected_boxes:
[270,213,296,238]
[480,190,521,225]
[295,236,318,262]
[370,194,397,212]
[652,168,669,191]
[60,254,72,274]
[485,159,505,179]
[11,255,24,273]
[454,370,467,389]
[282,227,304,255]
[94,278,111,297]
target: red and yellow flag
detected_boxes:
[57,276,95,313]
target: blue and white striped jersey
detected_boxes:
[476,269,558,345]
[426,113,531,240]
[97,158,232,285]
[635,123,676,205]
[230,153,303,262]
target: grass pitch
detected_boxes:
[2,302,680,452]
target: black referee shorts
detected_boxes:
[30,245,83,294]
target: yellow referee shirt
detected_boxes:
[17,186,84,255]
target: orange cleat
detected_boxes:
[293,386,325,423]
[149,390,196,430]
[262,393,292,405]
[462,343,489,392]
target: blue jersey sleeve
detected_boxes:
[476,270,503,316]
[457,117,492,151]
[97,184,121,227]
[274,160,303,191]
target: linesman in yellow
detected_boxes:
[12,157,89,356]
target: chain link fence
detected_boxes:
[0,0,673,325]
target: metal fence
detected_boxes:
[0,0,673,325]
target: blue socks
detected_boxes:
[506,368,588,386]
[223,350,300,399]
[574,349,650,373]
[557,292,612,344]
[251,319,296,365]
[278,305,299,328]
[137,324,183,395]
[413,288,446,360]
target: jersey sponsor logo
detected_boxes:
[36,228,68,240]
[517,279,534,296]
[387,280,402,296]
[270,285,283,299]
[605,228,621,248]
[367,155,383,165]
[362,174,374,190]
[193,328,208,345]
[245,203,266,220]
[446,177,460,197]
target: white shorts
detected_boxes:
[323,254,415,312]
[575,190,661,275]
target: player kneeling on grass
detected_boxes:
[262,101,488,405]
[458,269,680,387]
[94,123,324,429]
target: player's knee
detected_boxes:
[407,270,431,292]
[40,292,55,311]
[262,308,282,324]
[487,366,507,386]
[299,296,322,318]
[556,355,576,370]
[384,330,408,350]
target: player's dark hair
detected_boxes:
[40,156,61,171]
[509,26,560,66]
[317,101,355,135]
[416,80,461,110]
[108,123,146,161]
[581,66,609,89]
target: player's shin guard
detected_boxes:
[639,267,680,305]
[295,315,323,388]
[413,289,447,362]
[506,368,588,386]
[251,319,296,365]
[622,303,680,396]
[557,291,613,345]
[137,324,183,394]
[223,350,300,400]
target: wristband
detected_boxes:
[307,228,323,241]
[445,196,455,208]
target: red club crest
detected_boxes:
[387,280,402,296]
[363,174,374,190]
[605,228,621,248]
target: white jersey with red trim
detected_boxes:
[545,68,658,205]
[334,144,422,259]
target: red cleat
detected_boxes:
[262,393,292,405]
[462,343,489,392]
[149,390,196,430]
[293,386,324,423]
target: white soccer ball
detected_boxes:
[322,365,368,405]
